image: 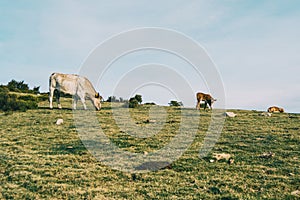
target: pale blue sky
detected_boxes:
[0,0,299,112]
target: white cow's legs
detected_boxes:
[56,91,62,109]
[78,96,87,110]
[49,88,55,109]
[73,96,78,110]
[81,99,87,110]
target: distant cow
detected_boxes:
[49,73,102,110]
[267,106,284,113]
[196,92,216,110]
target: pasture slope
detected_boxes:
[0,98,299,199]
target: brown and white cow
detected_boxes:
[196,92,216,110]
[267,106,284,113]
[49,73,102,110]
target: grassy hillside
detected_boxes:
[0,99,299,199]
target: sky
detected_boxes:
[0,0,299,113]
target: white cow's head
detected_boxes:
[93,92,102,110]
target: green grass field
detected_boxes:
[0,98,299,199]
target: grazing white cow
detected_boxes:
[49,73,102,110]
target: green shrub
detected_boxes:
[168,100,183,107]
[107,96,128,103]
[144,102,156,105]
[0,85,9,93]
[128,98,139,108]
[122,94,143,108]
[37,94,49,102]
[7,79,29,92]
[3,79,40,94]
[0,91,38,112]
[18,95,37,102]
[134,94,142,104]
[107,96,117,102]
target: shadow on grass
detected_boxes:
[100,106,113,111]
[135,161,172,171]
[38,106,106,111]
[48,140,88,155]
[38,106,73,111]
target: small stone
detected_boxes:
[56,118,64,125]
[228,158,234,165]
[260,112,272,117]
[213,153,232,161]
[291,190,300,197]
[224,112,236,117]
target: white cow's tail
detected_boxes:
[49,73,57,89]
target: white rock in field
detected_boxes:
[228,158,234,165]
[260,112,272,117]
[213,153,232,161]
[291,190,300,197]
[259,152,275,158]
[56,118,64,125]
[224,112,237,118]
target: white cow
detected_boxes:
[49,73,102,110]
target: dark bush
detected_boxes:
[22,100,38,110]
[37,94,49,102]
[107,96,117,102]
[0,91,38,112]
[0,92,10,111]
[7,80,29,92]
[134,94,142,104]
[128,98,139,108]
[144,102,156,105]
[4,79,40,94]
[119,97,125,102]
[107,96,127,103]
[0,85,9,93]
[168,100,183,107]
[18,95,37,102]
[122,94,143,108]
[32,86,40,94]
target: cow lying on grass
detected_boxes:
[196,92,216,110]
[49,73,102,110]
[267,106,284,113]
